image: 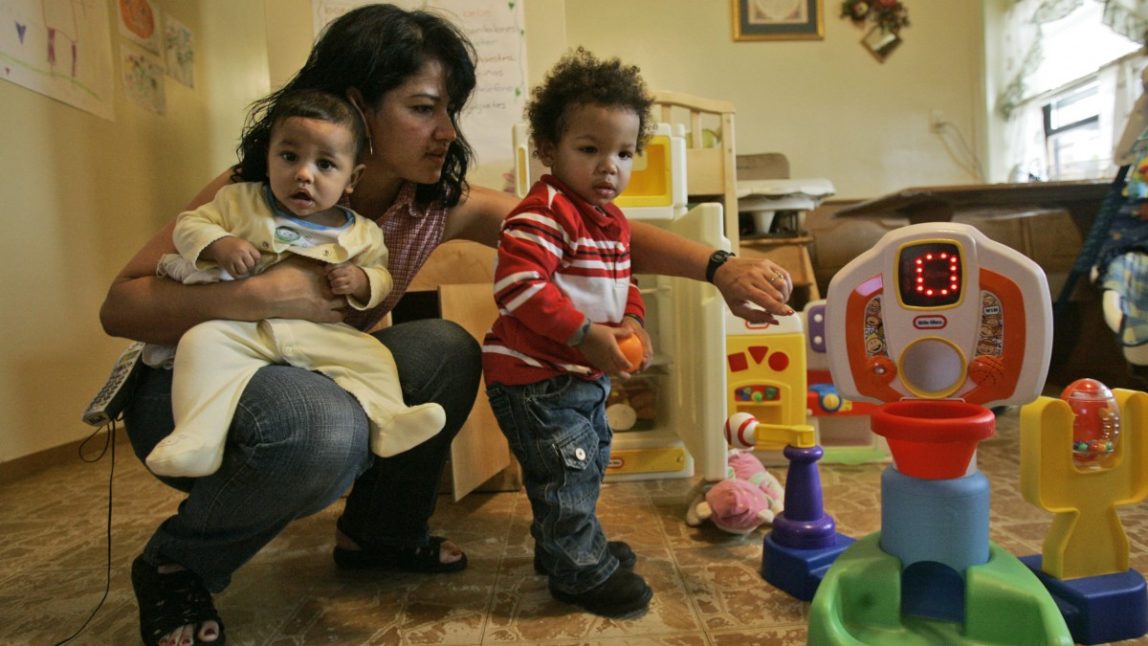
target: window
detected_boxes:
[991,0,1144,182]
[1031,2,1140,96]
[1043,83,1104,180]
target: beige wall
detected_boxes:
[2,0,988,467]
[261,0,985,197]
[260,0,570,191]
[560,0,986,199]
[0,0,268,465]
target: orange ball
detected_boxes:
[619,334,643,372]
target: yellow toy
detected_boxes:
[1019,379,1148,644]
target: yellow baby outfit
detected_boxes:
[145,183,445,477]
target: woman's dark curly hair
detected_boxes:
[261,89,370,162]
[232,4,477,207]
[527,47,654,152]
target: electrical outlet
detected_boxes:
[929,109,945,133]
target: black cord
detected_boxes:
[53,420,116,645]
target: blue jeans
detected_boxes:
[124,319,480,592]
[486,375,617,594]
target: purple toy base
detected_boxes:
[1020,554,1148,645]
[762,532,854,601]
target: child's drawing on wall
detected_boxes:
[121,50,164,114]
[0,0,115,119]
[163,13,193,88]
[116,0,161,54]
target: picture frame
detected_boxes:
[862,26,902,62]
[732,0,824,41]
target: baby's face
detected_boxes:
[536,103,640,208]
[266,116,361,219]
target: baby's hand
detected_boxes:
[326,263,369,302]
[579,324,644,377]
[203,236,260,276]
[619,316,652,375]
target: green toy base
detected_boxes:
[820,445,891,465]
[808,533,1072,645]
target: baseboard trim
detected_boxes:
[1,426,129,485]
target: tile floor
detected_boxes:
[3,407,1147,645]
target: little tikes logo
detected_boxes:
[913,315,947,330]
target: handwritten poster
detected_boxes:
[0,0,115,120]
[311,0,527,167]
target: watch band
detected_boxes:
[705,250,735,284]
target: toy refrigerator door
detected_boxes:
[608,203,729,482]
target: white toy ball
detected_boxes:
[724,412,758,449]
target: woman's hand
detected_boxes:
[253,256,347,323]
[712,257,795,324]
[101,252,346,345]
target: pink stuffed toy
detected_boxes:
[686,449,785,534]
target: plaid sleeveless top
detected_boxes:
[343,182,448,332]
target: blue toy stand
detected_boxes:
[762,533,853,601]
[1020,555,1148,645]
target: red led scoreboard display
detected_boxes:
[898,242,962,308]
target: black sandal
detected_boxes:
[131,555,226,645]
[333,535,468,573]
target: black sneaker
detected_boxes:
[534,540,637,575]
[550,568,653,617]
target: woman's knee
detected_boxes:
[231,366,371,486]
[425,319,482,388]
[375,319,481,413]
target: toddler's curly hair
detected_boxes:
[527,47,654,152]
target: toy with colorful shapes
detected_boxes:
[721,302,853,600]
[724,306,808,462]
[1018,378,1148,644]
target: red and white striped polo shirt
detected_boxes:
[483,175,645,386]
